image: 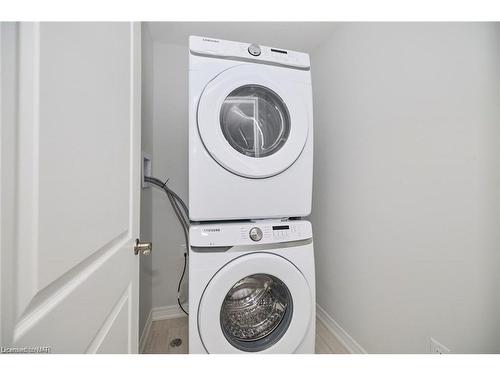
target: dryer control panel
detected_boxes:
[190,220,312,247]
[189,35,311,70]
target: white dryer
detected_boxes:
[188,220,315,354]
[189,36,314,221]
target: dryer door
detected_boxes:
[197,64,310,178]
[197,252,313,353]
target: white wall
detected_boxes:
[311,23,500,353]
[150,42,189,309]
[139,24,154,335]
[142,23,500,352]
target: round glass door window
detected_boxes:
[220,273,293,352]
[220,85,290,158]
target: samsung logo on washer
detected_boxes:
[202,228,221,233]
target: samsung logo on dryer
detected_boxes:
[202,228,220,232]
[202,38,220,43]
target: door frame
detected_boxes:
[0,21,19,348]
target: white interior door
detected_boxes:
[0,22,141,353]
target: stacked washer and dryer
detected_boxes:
[188,36,315,353]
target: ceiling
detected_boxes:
[146,22,339,53]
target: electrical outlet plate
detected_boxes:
[430,338,451,354]
[142,151,152,188]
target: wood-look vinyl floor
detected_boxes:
[143,316,349,354]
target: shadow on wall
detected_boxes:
[150,41,190,311]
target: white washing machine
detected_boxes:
[188,220,315,353]
[189,36,314,221]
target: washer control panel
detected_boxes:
[190,220,312,247]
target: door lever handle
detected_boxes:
[134,239,152,256]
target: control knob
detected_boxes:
[248,44,261,56]
[249,227,263,242]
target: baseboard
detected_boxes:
[139,310,152,354]
[142,303,364,354]
[151,304,187,321]
[316,304,367,354]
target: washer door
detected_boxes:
[197,252,312,353]
[197,64,310,178]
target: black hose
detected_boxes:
[145,175,189,316]
[163,190,189,316]
[145,176,189,246]
[145,176,189,220]
[177,253,188,315]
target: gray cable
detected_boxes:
[146,176,188,221]
[145,175,189,316]
[145,176,189,234]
